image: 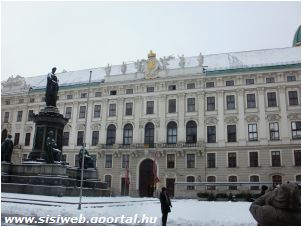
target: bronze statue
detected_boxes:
[79,147,95,169]
[1,135,14,163]
[45,130,62,163]
[45,67,59,107]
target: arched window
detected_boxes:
[123,124,133,145]
[228,175,237,190]
[186,121,197,143]
[144,122,154,147]
[250,175,260,190]
[106,124,116,145]
[104,175,112,188]
[207,176,216,190]
[272,175,282,187]
[167,121,177,144]
[187,176,195,190]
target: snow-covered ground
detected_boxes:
[1,193,256,226]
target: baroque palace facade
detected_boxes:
[1,29,301,198]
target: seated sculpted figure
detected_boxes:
[45,130,62,163]
[1,135,14,163]
[78,147,95,169]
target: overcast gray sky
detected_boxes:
[1,1,301,80]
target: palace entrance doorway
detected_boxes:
[139,159,155,197]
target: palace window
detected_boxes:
[206,82,214,88]
[123,124,133,145]
[77,131,84,146]
[17,111,23,122]
[187,83,195,89]
[94,105,101,118]
[146,101,154,114]
[250,175,260,190]
[65,107,72,119]
[110,90,117,95]
[14,133,20,146]
[167,154,175,168]
[168,99,176,113]
[291,121,301,140]
[207,176,216,190]
[186,176,195,190]
[126,88,133,94]
[167,121,177,144]
[4,112,9,123]
[144,123,154,146]
[105,155,113,168]
[226,80,234,86]
[30,98,35,103]
[168,85,176,90]
[287,75,296,82]
[106,124,116,145]
[187,154,195,168]
[271,151,281,167]
[288,91,298,106]
[267,92,277,107]
[28,110,34,121]
[227,125,237,142]
[207,126,216,143]
[67,94,73,99]
[207,97,215,111]
[247,94,256,108]
[91,131,99,146]
[266,77,275,83]
[19,99,24,104]
[147,87,154,92]
[63,132,69,146]
[207,153,216,168]
[294,150,301,166]
[246,79,254,85]
[226,95,235,110]
[249,152,259,167]
[25,133,31,146]
[228,152,237,168]
[109,103,116,116]
[186,121,197,144]
[104,175,112,188]
[79,106,86,119]
[248,124,258,141]
[272,175,282,187]
[269,122,279,140]
[122,154,130,168]
[95,92,102,97]
[81,93,87,98]
[228,176,237,190]
[187,98,195,112]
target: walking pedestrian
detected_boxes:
[159,187,172,226]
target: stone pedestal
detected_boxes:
[28,106,68,161]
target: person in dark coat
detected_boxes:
[1,135,14,162]
[159,187,172,226]
[249,182,301,226]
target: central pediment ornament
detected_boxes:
[266,114,281,121]
[144,50,160,80]
[245,115,260,122]
[205,116,218,125]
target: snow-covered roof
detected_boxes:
[3,47,301,91]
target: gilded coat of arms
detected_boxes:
[144,50,160,79]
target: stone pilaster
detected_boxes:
[100,99,108,144]
[278,85,290,144]
[116,98,124,144]
[158,95,166,143]
[257,87,268,145]
[178,93,185,142]
[197,91,205,142]
[237,89,246,146]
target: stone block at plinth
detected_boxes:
[28,106,68,161]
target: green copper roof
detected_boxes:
[293,25,301,47]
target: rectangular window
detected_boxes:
[19,99,24,104]
[4,112,9,123]
[267,92,277,107]
[81,93,87,98]
[126,89,133,94]
[266,77,275,83]
[248,124,258,141]
[226,95,235,110]
[167,154,175,168]
[207,126,216,143]
[146,101,154,114]
[291,121,301,140]
[228,152,237,168]
[122,154,130,168]
[65,107,72,119]
[147,87,154,92]
[226,80,234,86]
[109,104,116,116]
[63,132,69,146]
[270,122,279,140]
[187,83,195,89]
[30,98,35,103]
[168,85,176,90]
[25,133,31,146]
[105,154,113,168]
[168,99,176,113]
[27,110,34,121]
[288,91,298,106]
[227,125,236,142]
[247,94,256,108]
[110,90,117,95]
[187,154,195,168]
[125,103,133,116]
[207,97,215,111]
[91,131,99,146]
[246,79,254,85]
[271,151,281,167]
[206,82,214,88]
[207,153,216,168]
[187,98,195,112]
[287,75,296,82]
[67,94,73,99]
[229,176,237,190]
[79,106,86,119]
[17,111,23,122]
[250,176,260,190]
[95,92,102,97]
[294,150,301,166]
[249,152,259,167]
[77,131,84,146]
[5,100,10,105]
[94,105,101,118]
[14,133,20,146]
